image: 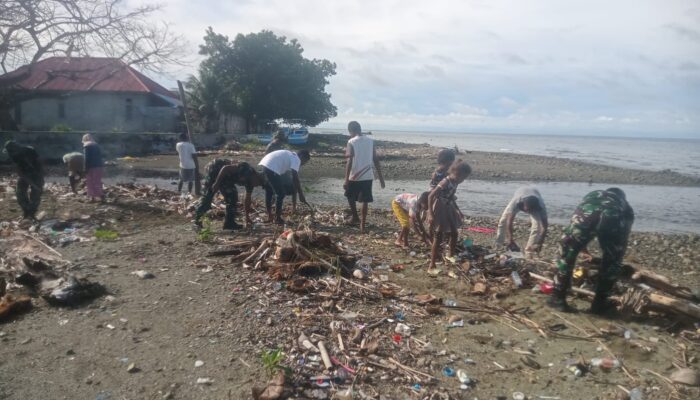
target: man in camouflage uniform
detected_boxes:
[4,141,44,219]
[549,188,634,314]
[194,159,264,231]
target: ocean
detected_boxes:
[315,129,700,178]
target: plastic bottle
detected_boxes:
[457,369,471,385]
[511,271,523,288]
[443,299,457,307]
[590,357,621,370]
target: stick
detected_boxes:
[318,341,332,369]
[338,334,345,352]
[241,240,270,265]
[388,357,434,380]
[22,233,63,258]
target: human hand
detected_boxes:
[380,179,386,189]
[343,180,349,191]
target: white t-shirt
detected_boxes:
[176,142,197,169]
[258,150,301,175]
[347,135,374,181]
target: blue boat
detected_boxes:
[258,120,309,145]
[287,126,309,145]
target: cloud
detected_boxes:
[142,0,699,137]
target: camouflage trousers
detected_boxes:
[555,203,631,295]
[16,173,44,218]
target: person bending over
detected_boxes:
[4,141,44,220]
[258,149,310,224]
[63,152,85,194]
[392,192,431,248]
[495,186,548,256]
[549,188,634,315]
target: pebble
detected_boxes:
[196,377,214,385]
[194,360,204,368]
[127,363,140,373]
[132,270,155,279]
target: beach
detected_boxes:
[1,134,699,399]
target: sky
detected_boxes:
[144,0,700,138]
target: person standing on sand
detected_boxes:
[258,149,310,224]
[82,134,104,202]
[3,140,43,220]
[495,186,548,256]
[344,121,385,233]
[195,159,266,230]
[427,161,471,271]
[549,188,634,315]
[62,152,84,194]
[176,133,198,195]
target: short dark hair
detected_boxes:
[297,149,311,162]
[522,196,541,211]
[348,121,362,134]
[437,149,455,165]
[179,133,189,141]
[449,160,471,177]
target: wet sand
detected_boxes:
[99,133,700,187]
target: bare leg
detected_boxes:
[292,192,297,213]
[187,182,193,194]
[448,231,458,257]
[429,232,443,270]
[360,202,368,233]
[348,198,359,224]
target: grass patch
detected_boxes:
[240,140,264,151]
[94,229,119,240]
[197,217,213,242]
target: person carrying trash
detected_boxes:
[549,188,634,315]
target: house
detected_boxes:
[1,57,182,132]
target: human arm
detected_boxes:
[411,211,431,245]
[244,190,253,226]
[211,165,234,194]
[292,170,306,204]
[373,145,385,189]
[344,142,353,190]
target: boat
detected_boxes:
[256,121,279,144]
[287,126,309,145]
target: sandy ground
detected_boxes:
[31,134,697,187]
[0,179,698,400]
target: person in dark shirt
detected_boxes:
[4,140,44,219]
[194,159,266,230]
[550,188,635,315]
[82,134,104,202]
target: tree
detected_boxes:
[197,28,337,132]
[0,0,185,77]
[0,0,186,129]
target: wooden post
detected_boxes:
[177,80,201,195]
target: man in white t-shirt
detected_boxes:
[176,133,198,194]
[344,121,385,233]
[258,149,310,224]
[495,186,548,255]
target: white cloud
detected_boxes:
[137,0,699,137]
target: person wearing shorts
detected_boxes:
[344,121,385,233]
[176,133,197,194]
[392,192,430,248]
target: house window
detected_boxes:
[58,102,65,118]
[125,98,133,120]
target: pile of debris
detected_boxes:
[0,225,105,321]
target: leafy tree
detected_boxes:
[197,28,337,132]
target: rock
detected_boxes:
[127,363,140,373]
[196,377,214,385]
[669,368,700,386]
[194,360,204,368]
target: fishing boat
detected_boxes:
[256,121,279,144]
[285,119,309,145]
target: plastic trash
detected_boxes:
[624,329,633,340]
[412,383,422,392]
[629,387,643,400]
[512,392,525,400]
[457,369,471,385]
[394,311,405,321]
[442,367,456,377]
[590,357,621,370]
[539,282,554,294]
[511,271,523,288]
[395,323,411,336]
[392,334,402,344]
[443,299,457,307]
[463,239,473,248]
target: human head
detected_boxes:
[437,149,456,167]
[236,162,256,182]
[82,133,95,144]
[297,149,311,165]
[347,121,362,137]
[417,191,430,210]
[520,195,541,213]
[179,133,189,142]
[448,160,471,184]
[3,140,20,157]
[274,130,287,142]
[606,187,626,201]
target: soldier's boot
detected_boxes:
[590,279,618,316]
[547,271,577,313]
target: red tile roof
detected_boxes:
[1,57,178,99]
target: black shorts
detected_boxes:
[345,180,373,203]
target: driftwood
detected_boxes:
[629,266,697,301]
[241,240,272,265]
[528,272,700,320]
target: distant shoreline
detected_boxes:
[62,133,699,187]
